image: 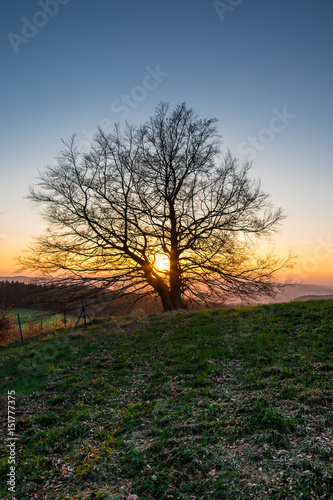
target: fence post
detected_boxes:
[17,314,23,341]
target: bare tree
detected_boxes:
[21,103,292,311]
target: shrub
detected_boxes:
[0,305,14,344]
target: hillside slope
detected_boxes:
[0,301,332,499]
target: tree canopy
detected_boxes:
[21,103,291,311]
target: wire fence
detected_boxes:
[0,304,93,347]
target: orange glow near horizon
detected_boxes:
[279,257,333,285]
[0,247,20,276]
[1,238,333,285]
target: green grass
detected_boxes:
[3,308,75,344]
[0,300,332,499]
[9,308,63,329]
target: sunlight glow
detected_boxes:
[153,253,169,273]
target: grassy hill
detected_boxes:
[0,301,332,499]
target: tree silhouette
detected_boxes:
[21,103,291,311]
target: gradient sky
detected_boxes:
[1,0,333,283]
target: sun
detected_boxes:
[153,253,169,272]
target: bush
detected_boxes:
[0,305,14,343]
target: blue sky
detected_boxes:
[1,0,333,281]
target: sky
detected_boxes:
[1,0,333,284]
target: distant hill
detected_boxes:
[274,283,333,303]
[292,294,333,302]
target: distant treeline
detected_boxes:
[0,280,147,316]
[0,280,45,309]
[0,279,226,317]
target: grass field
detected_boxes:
[1,309,74,345]
[0,300,332,499]
[9,309,61,329]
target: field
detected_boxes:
[0,309,75,345]
[0,300,332,499]
[10,308,65,326]
[10,309,52,328]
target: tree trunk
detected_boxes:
[158,286,173,311]
[167,203,183,310]
[142,262,174,311]
[157,286,182,311]
[169,250,183,310]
